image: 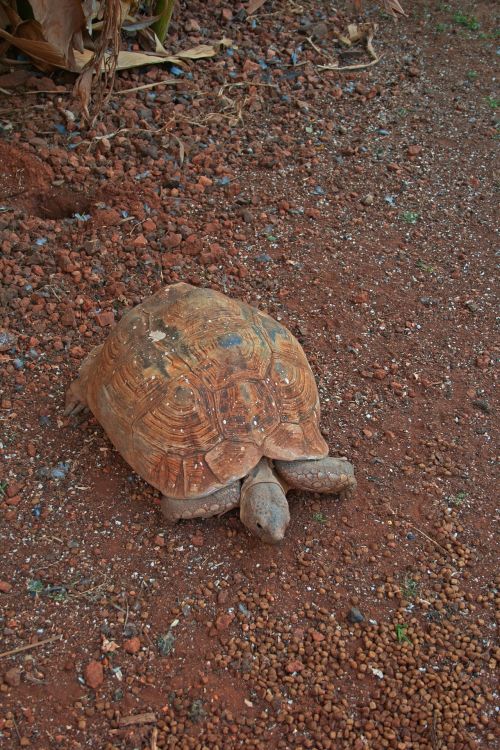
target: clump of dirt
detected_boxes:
[0,141,91,219]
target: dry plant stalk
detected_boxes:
[0,634,63,660]
[152,0,176,43]
[74,0,122,122]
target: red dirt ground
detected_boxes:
[0,1,498,749]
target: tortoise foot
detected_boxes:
[64,382,88,417]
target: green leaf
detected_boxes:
[28,579,44,596]
[395,624,412,644]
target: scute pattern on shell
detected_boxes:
[84,283,327,499]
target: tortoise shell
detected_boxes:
[84,283,328,499]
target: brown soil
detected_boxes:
[0,1,498,749]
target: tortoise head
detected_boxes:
[240,459,290,544]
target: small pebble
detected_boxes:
[84,660,104,689]
[347,607,365,624]
[4,667,22,687]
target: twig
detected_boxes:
[76,120,173,148]
[118,712,156,727]
[71,579,108,599]
[24,673,46,685]
[409,524,454,558]
[218,81,278,94]
[11,716,21,743]
[305,36,329,58]
[44,284,63,301]
[0,634,62,660]
[151,726,158,750]
[114,79,177,95]
[319,55,382,72]
[34,555,68,572]
[365,28,378,60]
[431,708,441,749]
[23,90,71,95]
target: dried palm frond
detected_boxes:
[28,0,85,66]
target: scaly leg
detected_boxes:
[274,457,356,500]
[64,344,103,416]
[161,481,241,522]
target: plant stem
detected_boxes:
[153,0,176,44]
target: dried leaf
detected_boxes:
[365,25,377,60]
[320,21,380,71]
[135,26,169,54]
[335,22,377,47]
[28,0,85,67]
[101,638,120,653]
[73,38,228,71]
[15,19,45,42]
[0,25,74,71]
[122,14,161,32]
[383,0,406,17]
[176,38,232,59]
[74,48,173,71]
[133,26,160,52]
[347,23,364,42]
[152,31,168,54]
[0,2,22,29]
[247,0,267,14]
[172,135,184,165]
[92,9,150,33]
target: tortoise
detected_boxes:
[65,282,356,543]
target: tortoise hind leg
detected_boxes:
[274,457,356,500]
[161,481,241,523]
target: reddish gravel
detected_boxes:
[0,1,498,749]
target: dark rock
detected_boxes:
[347,607,365,624]
[473,399,491,414]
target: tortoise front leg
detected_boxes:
[274,457,356,500]
[64,378,88,417]
[161,481,241,523]
[64,344,103,417]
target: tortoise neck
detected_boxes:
[241,458,288,497]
